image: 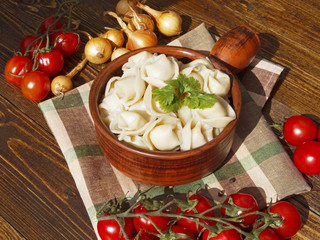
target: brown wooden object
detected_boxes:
[89,26,258,185]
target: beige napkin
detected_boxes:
[38,23,310,239]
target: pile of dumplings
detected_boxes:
[99,51,236,151]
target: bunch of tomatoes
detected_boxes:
[96,192,301,240]
[282,115,320,175]
[4,1,81,101]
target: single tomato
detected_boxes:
[37,49,64,77]
[97,216,134,240]
[40,15,67,33]
[202,228,241,240]
[293,141,320,175]
[221,193,259,228]
[258,227,280,240]
[133,204,170,234]
[5,56,33,86]
[51,31,81,57]
[20,35,46,59]
[20,71,50,101]
[176,195,215,234]
[283,115,317,146]
[269,201,301,239]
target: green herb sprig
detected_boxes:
[152,74,216,113]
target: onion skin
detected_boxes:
[84,37,112,64]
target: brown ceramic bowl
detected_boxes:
[89,26,260,186]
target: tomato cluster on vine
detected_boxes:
[4,1,81,101]
[282,115,320,175]
[96,192,301,240]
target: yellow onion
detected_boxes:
[108,11,157,51]
[51,58,88,95]
[136,2,182,37]
[111,47,130,61]
[128,13,155,32]
[114,0,141,21]
[99,28,125,48]
[84,37,112,64]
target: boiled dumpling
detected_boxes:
[140,54,180,88]
[143,84,173,117]
[118,111,148,131]
[192,96,236,128]
[143,116,182,151]
[181,120,210,151]
[114,74,146,107]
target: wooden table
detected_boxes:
[1,0,319,239]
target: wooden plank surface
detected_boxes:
[0,0,319,239]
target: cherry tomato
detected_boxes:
[318,127,320,141]
[20,71,51,101]
[293,141,320,175]
[97,216,134,240]
[5,56,33,86]
[169,225,195,240]
[37,49,64,77]
[258,227,280,240]
[51,31,81,57]
[269,201,301,239]
[133,205,170,234]
[40,15,67,33]
[176,195,215,234]
[221,193,258,228]
[20,35,46,59]
[283,115,317,146]
[130,234,157,240]
[202,228,241,240]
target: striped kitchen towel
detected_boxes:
[38,23,311,239]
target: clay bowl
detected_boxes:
[89,25,260,186]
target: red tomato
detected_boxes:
[221,193,258,228]
[293,141,320,175]
[258,227,280,240]
[37,49,64,77]
[130,234,157,240]
[269,201,301,239]
[176,195,215,234]
[202,228,241,240]
[20,35,46,59]
[133,205,170,234]
[5,56,33,86]
[318,127,320,141]
[50,31,81,57]
[283,115,317,146]
[40,15,67,33]
[97,216,134,240]
[168,225,195,240]
[20,71,50,101]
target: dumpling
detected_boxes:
[192,96,236,128]
[114,74,146,107]
[118,111,148,131]
[140,54,180,88]
[181,120,211,151]
[181,58,230,97]
[143,84,174,117]
[143,116,182,151]
[122,51,155,71]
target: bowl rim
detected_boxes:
[89,45,242,159]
